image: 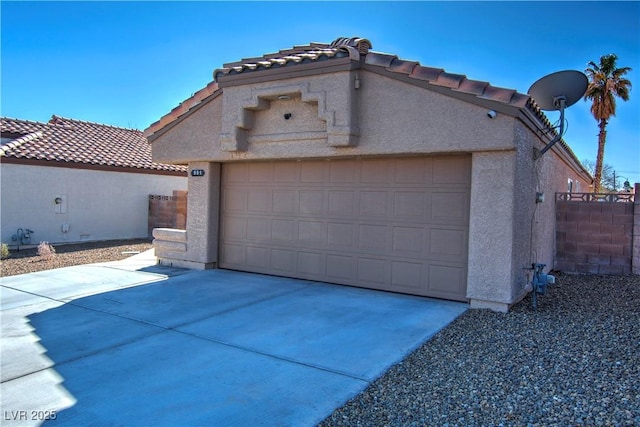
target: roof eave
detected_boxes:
[0,156,187,176]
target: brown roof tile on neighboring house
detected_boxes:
[1,116,186,174]
[143,36,545,139]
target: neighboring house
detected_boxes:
[1,115,187,247]
[145,37,591,311]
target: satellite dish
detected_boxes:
[527,70,588,158]
[528,70,588,111]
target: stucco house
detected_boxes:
[145,37,591,311]
[1,115,187,247]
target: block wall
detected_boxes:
[555,200,634,275]
[148,190,188,237]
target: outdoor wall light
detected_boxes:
[535,192,545,204]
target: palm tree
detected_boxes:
[583,54,632,193]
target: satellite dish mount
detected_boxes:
[527,70,588,160]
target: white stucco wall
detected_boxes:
[0,164,187,247]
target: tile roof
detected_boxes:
[1,116,186,174]
[212,37,371,80]
[144,36,546,139]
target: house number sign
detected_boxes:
[191,169,205,177]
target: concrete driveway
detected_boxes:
[1,252,467,426]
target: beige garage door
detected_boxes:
[220,156,470,301]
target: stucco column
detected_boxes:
[156,162,220,269]
[467,151,517,312]
[181,162,220,269]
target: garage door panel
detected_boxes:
[247,189,271,212]
[394,157,431,184]
[223,216,247,240]
[327,222,355,248]
[224,163,249,183]
[298,221,326,246]
[330,161,359,183]
[271,219,296,243]
[357,257,388,285]
[361,159,393,183]
[359,191,389,217]
[246,217,270,242]
[328,190,355,216]
[299,190,324,214]
[393,192,425,219]
[272,190,296,214]
[248,162,273,182]
[246,246,269,268]
[298,251,325,276]
[222,244,246,265]
[224,189,247,212]
[433,156,471,185]
[391,260,422,290]
[221,157,470,302]
[428,264,467,299]
[358,224,389,251]
[392,226,424,254]
[271,249,296,273]
[300,161,326,183]
[429,228,468,260]
[326,254,355,281]
[274,162,299,183]
[430,191,469,224]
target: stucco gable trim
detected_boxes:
[220,75,360,152]
[145,83,222,141]
[362,64,524,117]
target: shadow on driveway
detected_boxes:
[1,268,467,426]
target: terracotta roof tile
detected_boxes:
[214,37,371,80]
[364,52,396,68]
[1,116,186,174]
[435,72,465,89]
[479,86,518,103]
[387,58,419,75]
[144,36,544,140]
[408,64,446,82]
[217,48,351,78]
[453,78,490,96]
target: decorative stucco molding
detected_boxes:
[220,74,360,152]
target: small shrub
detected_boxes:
[37,241,56,261]
[1,243,9,259]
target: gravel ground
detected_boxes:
[320,273,640,427]
[0,239,153,277]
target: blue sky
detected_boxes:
[2,1,639,186]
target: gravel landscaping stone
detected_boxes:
[0,239,153,277]
[320,273,640,427]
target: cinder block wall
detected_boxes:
[555,198,635,275]
[148,190,188,237]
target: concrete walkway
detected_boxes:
[1,251,467,426]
